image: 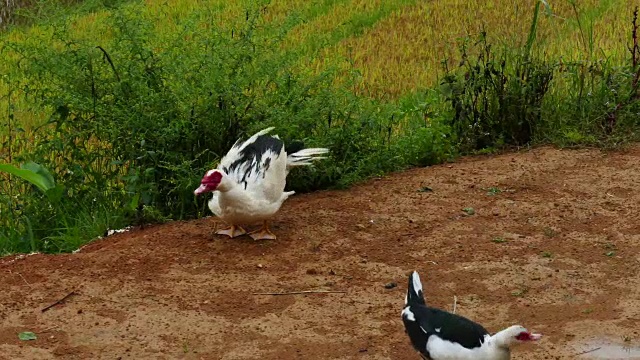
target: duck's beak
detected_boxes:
[529,333,543,341]
[194,183,209,196]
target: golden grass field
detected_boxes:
[1,0,639,131]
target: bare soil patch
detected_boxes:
[2,145,640,359]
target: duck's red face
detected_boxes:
[515,331,542,342]
[194,170,223,195]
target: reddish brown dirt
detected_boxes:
[2,145,640,360]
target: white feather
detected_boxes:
[426,334,498,360]
[424,326,540,359]
[286,148,330,168]
[401,307,415,322]
[411,271,423,297]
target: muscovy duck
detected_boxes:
[402,271,542,359]
[194,127,328,240]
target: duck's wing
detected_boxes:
[219,127,286,202]
[218,127,276,174]
[418,307,490,350]
[402,271,491,359]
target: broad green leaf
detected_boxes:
[21,162,56,189]
[128,192,140,211]
[18,331,37,341]
[45,184,65,203]
[0,162,56,193]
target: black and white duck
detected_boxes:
[194,127,328,240]
[402,271,542,359]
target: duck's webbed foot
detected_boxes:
[248,221,277,241]
[215,224,247,238]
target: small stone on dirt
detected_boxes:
[257,264,263,269]
[384,282,397,289]
[306,268,318,275]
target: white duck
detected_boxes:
[402,271,542,359]
[194,127,328,240]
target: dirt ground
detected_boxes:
[1,145,640,360]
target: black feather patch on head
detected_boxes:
[226,134,283,188]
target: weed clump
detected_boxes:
[440,31,554,152]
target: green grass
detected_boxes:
[1,0,640,255]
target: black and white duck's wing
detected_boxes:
[402,271,490,359]
[218,127,287,202]
[419,307,490,353]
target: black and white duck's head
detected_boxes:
[493,325,542,349]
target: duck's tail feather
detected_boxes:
[281,191,295,202]
[406,271,426,307]
[286,148,330,168]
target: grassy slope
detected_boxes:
[319,0,636,98]
[1,0,636,131]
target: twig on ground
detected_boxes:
[85,294,120,304]
[453,296,457,314]
[253,290,346,296]
[9,270,30,286]
[39,326,58,333]
[41,290,78,312]
[573,347,601,357]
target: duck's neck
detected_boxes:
[216,175,254,207]
[215,175,236,193]
[482,331,512,360]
